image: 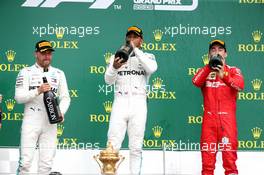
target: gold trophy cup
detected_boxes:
[94,142,125,175]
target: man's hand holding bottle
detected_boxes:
[38,83,51,94]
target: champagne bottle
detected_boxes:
[43,70,62,124]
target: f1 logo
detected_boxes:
[22,0,115,9]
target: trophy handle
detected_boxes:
[93,155,103,171]
[115,155,125,170]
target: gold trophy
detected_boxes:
[94,142,125,175]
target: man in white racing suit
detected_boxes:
[105,26,157,175]
[15,40,71,175]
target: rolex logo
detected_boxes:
[202,54,209,65]
[104,52,113,65]
[57,124,64,137]
[56,28,65,39]
[251,79,262,91]
[103,101,112,113]
[5,99,16,111]
[5,50,16,62]
[153,29,163,42]
[152,77,163,89]
[251,127,262,139]
[152,125,163,138]
[252,30,262,43]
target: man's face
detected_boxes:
[126,33,143,48]
[209,44,227,64]
[35,50,53,68]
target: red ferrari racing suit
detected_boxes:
[192,64,244,175]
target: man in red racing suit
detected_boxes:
[192,39,244,175]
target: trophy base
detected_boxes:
[104,173,114,175]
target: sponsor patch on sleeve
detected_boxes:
[16,75,24,87]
